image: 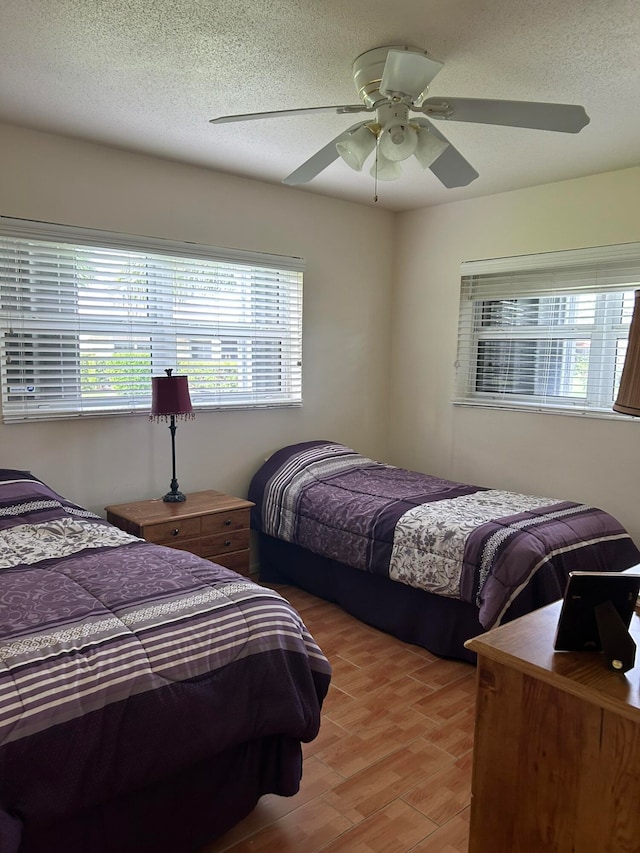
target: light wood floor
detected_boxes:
[203,583,476,853]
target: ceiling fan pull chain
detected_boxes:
[373,141,379,203]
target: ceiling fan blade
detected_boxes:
[210,104,369,124]
[283,122,367,185]
[380,48,444,100]
[421,97,590,133]
[412,118,479,188]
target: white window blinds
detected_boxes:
[455,243,640,416]
[0,217,304,423]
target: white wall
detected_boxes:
[0,123,395,514]
[391,166,640,545]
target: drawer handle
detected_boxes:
[224,519,232,526]
[224,539,232,547]
[171,528,180,537]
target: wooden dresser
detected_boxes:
[465,598,640,853]
[105,490,254,576]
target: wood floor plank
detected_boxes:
[327,698,439,743]
[407,807,471,853]
[321,683,359,718]
[402,752,473,825]
[203,757,345,850]
[410,658,475,690]
[411,673,476,724]
[319,799,439,852]
[327,674,439,737]
[303,715,349,759]
[215,798,353,852]
[330,647,426,698]
[422,706,476,759]
[315,719,431,777]
[323,738,458,823]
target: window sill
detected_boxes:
[452,400,639,422]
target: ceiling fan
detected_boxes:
[209,45,590,189]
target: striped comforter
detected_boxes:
[249,441,640,629]
[0,469,331,851]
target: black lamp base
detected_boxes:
[163,476,186,502]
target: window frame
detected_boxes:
[454,242,640,419]
[0,217,304,423]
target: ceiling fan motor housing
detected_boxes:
[353,45,433,108]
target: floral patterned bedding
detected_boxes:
[249,440,640,629]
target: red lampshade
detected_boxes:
[150,370,193,420]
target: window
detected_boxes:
[0,218,303,423]
[455,243,640,416]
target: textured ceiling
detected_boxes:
[1,0,639,211]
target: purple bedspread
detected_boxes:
[0,469,331,853]
[249,441,640,629]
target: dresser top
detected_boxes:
[466,594,640,720]
[105,490,254,524]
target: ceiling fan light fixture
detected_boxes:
[335,125,377,171]
[413,127,449,169]
[379,123,418,162]
[370,152,402,181]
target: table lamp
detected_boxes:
[150,368,194,502]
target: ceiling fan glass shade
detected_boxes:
[379,48,444,101]
[379,123,418,162]
[413,127,449,169]
[335,125,376,171]
[370,152,402,181]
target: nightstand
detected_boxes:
[105,490,255,576]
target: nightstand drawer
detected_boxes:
[212,549,251,576]
[144,517,201,545]
[201,508,250,535]
[201,529,250,558]
[162,539,202,556]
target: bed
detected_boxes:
[249,440,640,663]
[0,468,331,853]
